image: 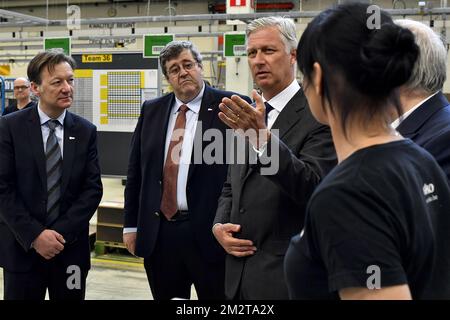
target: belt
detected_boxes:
[166,210,190,222]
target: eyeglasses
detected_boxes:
[14,86,29,91]
[167,61,197,77]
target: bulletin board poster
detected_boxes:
[71,52,159,132]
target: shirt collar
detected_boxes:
[173,82,205,114]
[391,91,439,129]
[37,103,66,126]
[262,79,300,113]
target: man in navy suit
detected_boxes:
[395,19,450,184]
[123,41,251,300]
[0,49,103,300]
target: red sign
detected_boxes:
[230,0,246,6]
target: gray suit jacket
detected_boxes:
[214,88,336,299]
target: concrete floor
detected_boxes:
[0,177,198,300]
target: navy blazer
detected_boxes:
[0,106,103,272]
[124,85,251,263]
[397,91,450,184]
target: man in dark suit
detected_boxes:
[2,77,36,116]
[395,19,450,184]
[0,49,103,300]
[395,19,450,299]
[213,17,337,300]
[123,40,251,300]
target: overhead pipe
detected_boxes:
[2,8,450,28]
[0,32,225,45]
[0,9,49,24]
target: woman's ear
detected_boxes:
[312,62,323,97]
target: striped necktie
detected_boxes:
[45,119,62,227]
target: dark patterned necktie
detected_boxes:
[160,104,189,220]
[265,102,274,125]
[45,119,62,226]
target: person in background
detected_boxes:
[394,19,450,185]
[2,77,36,116]
[284,3,450,300]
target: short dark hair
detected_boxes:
[298,3,418,136]
[27,48,76,85]
[159,40,202,78]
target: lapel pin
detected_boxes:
[208,108,213,111]
[69,136,76,140]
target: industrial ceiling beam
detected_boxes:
[0,8,450,28]
[0,8,49,25]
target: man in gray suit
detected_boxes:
[213,17,336,299]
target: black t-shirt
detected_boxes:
[285,139,450,299]
[2,100,36,116]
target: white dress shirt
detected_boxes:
[38,104,66,158]
[253,79,301,156]
[391,91,439,129]
[263,79,301,130]
[164,83,204,211]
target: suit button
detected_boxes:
[158,180,162,185]
[154,212,160,217]
[239,208,245,214]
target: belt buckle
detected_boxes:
[168,210,188,221]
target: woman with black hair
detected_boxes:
[284,3,450,300]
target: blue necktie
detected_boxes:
[45,120,62,226]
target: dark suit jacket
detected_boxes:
[0,106,103,272]
[214,88,337,299]
[397,91,450,184]
[124,85,251,263]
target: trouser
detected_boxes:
[3,256,88,300]
[144,218,225,300]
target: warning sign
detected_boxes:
[230,0,246,6]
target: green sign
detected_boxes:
[224,33,246,57]
[44,37,71,56]
[143,34,174,58]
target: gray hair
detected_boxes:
[395,19,447,93]
[246,16,297,53]
[14,77,30,86]
[159,40,203,77]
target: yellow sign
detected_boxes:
[0,64,11,76]
[74,69,93,78]
[82,54,112,63]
